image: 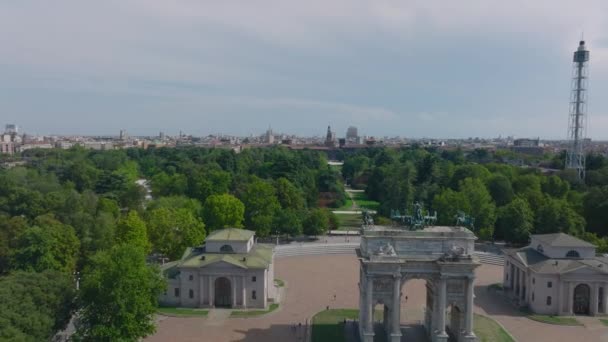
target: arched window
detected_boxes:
[566,250,580,258]
[537,244,544,253]
[220,244,234,253]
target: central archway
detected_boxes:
[573,284,590,315]
[215,277,232,308]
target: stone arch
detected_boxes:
[573,283,591,315]
[398,275,437,336]
[214,277,232,308]
[447,304,463,340]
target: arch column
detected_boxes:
[362,275,375,342]
[463,275,476,341]
[435,276,448,342]
[390,274,402,342]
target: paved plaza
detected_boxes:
[147,254,608,342]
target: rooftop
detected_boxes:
[533,233,596,248]
[206,228,254,242]
[161,244,274,277]
[508,247,608,275]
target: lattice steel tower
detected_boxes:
[566,40,590,180]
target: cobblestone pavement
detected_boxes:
[147,254,608,342]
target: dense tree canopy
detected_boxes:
[146,207,206,259]
[0,271,75,341]
[75,244,164,341]
[2,144,608,339]
[202,194,245,231]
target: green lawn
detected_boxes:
[336,197,354,210]
[157,306,209,317]
[599,318,608,326]
[311,310,512,342]
[311,309,360,342]
[335,213,362,230]
[474,314,514,342]
[527,315,582,326]
[351,192,379,211]
[230,303,279,318]
[274,279,285,287]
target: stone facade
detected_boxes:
[504,233,608,316]
[159,228,276,309]
[358,225,480,342]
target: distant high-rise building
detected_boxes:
[325,125,336,147]
[346,126,358,140]
[119,129,127,140]
[265,126,275,144]
[566,40,590,181]
[5,124,17,134]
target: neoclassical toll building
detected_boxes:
[358,224,479,342]
[159,228,277,309]
[504,233,608,316]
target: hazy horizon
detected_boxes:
[2,1,608,139]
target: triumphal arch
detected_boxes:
[358,209,479,342]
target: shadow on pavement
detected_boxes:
[474,284,524,317]
[234,324,308,342]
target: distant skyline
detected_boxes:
[1,1,608,139]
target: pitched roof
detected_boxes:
[533,233,596,248]
[508,247,608,275]
[206,228,254,242]
[173,244,274,270]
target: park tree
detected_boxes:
[75,244,165,341]
[187,169,232,203]
[146,207,206,259]
[342,155,370,185]
[433,188,469,226]
[0,271,75,341]
[535,197,586,235]
[450,164,491,189]
[274,178,305,210]
[583,186,608,235]
[148,196,202,217]
[541,175,570,198]
[12,215,80,273]
[512,174,542,195]
[150,171,187,197]
[202,194,245,231]
[302,209,329,236]
[459,178,496,231]
[115,210,150,253]
[240,178,280,237]
[486,174,514,206]
[495,198,533,244]
[273,209,303,236]
[0,215,28,274]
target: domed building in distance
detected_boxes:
[159,228,277,309]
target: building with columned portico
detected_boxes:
[159,228,277,309]
[504,233,608,316]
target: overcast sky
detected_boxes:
[1,1,608,139]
